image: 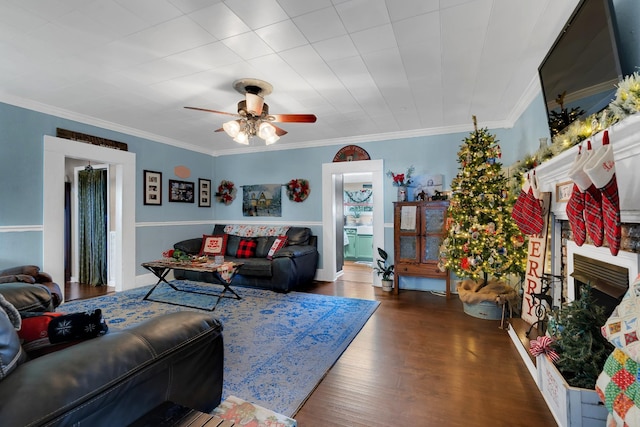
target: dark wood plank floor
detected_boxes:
[67,263,556,426]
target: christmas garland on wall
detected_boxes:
[215,180,236,205]
[286,179,310,202]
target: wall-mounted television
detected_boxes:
[538,0,623,137]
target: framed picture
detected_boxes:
[143,170,162,205]
[199,178,211,207]
[169,179,195,203]
[556,181,573,203]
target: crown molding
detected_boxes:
[2,91,526,158]
[0,93,215,156]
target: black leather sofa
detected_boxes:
[0,265,63,310]
[173,225,319,292]
[0,285,224,426]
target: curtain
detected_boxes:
[78,168,108,286]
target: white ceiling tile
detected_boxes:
[293,7,347,43]
[74,1,148,38]
[221,31,274,60]
[167,0,218,14]
[256,20,308,52]
[168,42,244,71]
[335,0,390,33]
[123,16,216,58]
[385,0,440,22]
[351,24,397,55]
[116,0,183,26]
[188,3,250,40]
[276,0,333,18]
[312,35,358,62]
[224,0,289,30]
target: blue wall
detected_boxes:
[0,93,549,283]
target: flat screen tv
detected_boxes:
[538,0,623,137]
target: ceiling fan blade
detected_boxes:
[273,125,288,136]
[270,114,317,123]
[214,127,225,132]
[184,106,239,117]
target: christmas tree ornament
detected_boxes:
[584,130,621,255]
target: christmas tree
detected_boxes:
[549,285,613,389]
[439,117,526,284]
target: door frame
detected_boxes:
[43,135,136,299]
[320,159,384,284]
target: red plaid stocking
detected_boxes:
[585,130,620,255]
[571,141,603,246]
[566,146,588,246]
[511,173,543,235]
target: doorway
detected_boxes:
[43,135,136,300]
[320,159,384,283]
[343,172,374,274]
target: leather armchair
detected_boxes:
[0,311,224,427]
[0,265,62,310]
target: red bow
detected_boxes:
[529,335,559,362]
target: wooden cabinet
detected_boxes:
[393,201,450,298]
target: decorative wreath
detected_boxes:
[215,180,237,205]
[286,179,310,203]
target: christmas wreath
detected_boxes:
[286,179,310,202]
[215,180,237,205]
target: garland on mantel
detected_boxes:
[509,72,640,193]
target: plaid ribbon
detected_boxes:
[529,335,560,362]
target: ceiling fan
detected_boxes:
[185,78,317,145]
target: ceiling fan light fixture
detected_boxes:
[223,120,241,137]
[264,134,280,145]
[258,121,276,140]
[233,131,249,145]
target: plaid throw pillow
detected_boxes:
[236,238,257,258]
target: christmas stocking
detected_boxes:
[511,173,543,235]
[585,130,620,256]
[527,171,544,235]
[574,141,604,246]
[566,146,589,246]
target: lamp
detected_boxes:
[223,116,279,146]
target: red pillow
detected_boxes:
[267,236,288,260]
[236,239,257,258]
[200,234,228,257]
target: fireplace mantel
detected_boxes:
[535,113,640,223]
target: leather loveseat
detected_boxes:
[0,284,224,426]
[173,225,319,292]
[0,265,63,311]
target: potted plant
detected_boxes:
[374,247,394,291]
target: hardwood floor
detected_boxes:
[67,262,556,426]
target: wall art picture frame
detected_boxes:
[199,178,211,207]
[143,170,162,205]
[169,179,195,203]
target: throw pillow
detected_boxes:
[236,239,257,258]
[19,310,109,353]
[267,236,288,260]
[226,235,242,257]
[255,236,277,258]
[199,234,228,257]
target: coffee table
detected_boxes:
[141,260,242,311]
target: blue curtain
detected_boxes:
[78,168,108,286]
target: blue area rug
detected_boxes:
[60,281,379,416]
